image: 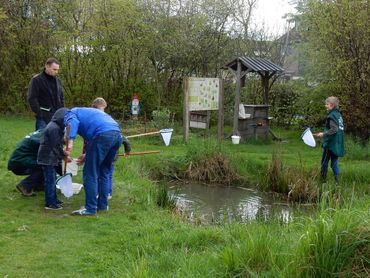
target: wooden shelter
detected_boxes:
[222,57,284,136]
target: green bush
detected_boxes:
[151,108,172,129]
[269,82,300,127]
[296,82,338,130]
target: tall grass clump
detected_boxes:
[265,149,319,202]
[184,139,241,185]
[295,202,370,277]
[219,224,292,277]
[154,184,176,210]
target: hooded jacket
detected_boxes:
[37,108,68,166]
[28,71,64,124]
[8,129,43,171]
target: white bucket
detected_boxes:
[231,135,241,144]
[301,128,316,147]
[72,183,83,195]
[62,159,79,176]
[160,128,173,146]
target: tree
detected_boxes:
[299,0,370,140]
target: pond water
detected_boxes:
[168,182,313,224]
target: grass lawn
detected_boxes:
[0,115,369,277]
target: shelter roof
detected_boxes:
[223,57,284,74]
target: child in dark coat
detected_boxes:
[37,108,69,210]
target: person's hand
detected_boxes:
[67,140,74,151]
[124,152,130,157]
[76,154,86,165]
[66,156,73,163]
[63,148,71,156]
[314,132,324,138]
[64,140,74,156]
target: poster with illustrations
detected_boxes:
[187,78,220,111]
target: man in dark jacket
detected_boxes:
[8,130,44,196]
[38,108,69,210]
[28,58,64,130]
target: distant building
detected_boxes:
[278,27,303,80]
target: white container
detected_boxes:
[72,183,83,194]
[231,135,241,144]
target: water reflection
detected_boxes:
[168,183,310,224]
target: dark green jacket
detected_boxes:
[8,130,43,170]
[322,108,345,157]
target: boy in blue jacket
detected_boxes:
[64,107,123,216]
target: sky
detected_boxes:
[251,0,296,35]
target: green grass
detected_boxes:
[0,116,369,277]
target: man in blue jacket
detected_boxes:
[64,107,123,216]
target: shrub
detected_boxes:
[269,82,300,127]
[151,108,172,129]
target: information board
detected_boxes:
[187,77,220,111]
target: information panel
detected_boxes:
[187,77,220,111]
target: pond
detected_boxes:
[168,182,313,224]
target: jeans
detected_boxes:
[35,117,47,131]
[12,167,44,191]
[321,149,340,181]
[83,131,122,213]
[108,164,115,196]
[42,165,58,206]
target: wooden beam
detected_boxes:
[126,131,160,138]
[117,150,160,156]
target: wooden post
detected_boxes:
[232,60,241,135]
[183,77,190,142]
[261,73,269,105]
[261,73,271,137]
[218,78,224,140]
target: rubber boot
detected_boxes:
[334,175,340,184]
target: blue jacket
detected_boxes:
[64,108,121,140]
